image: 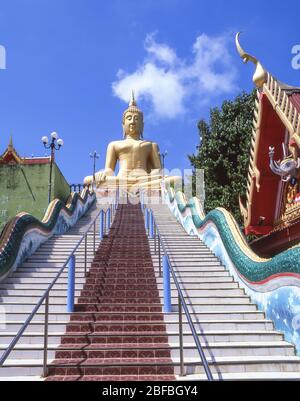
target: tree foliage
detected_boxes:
[189,90,256,225]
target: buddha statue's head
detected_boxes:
[122,93,144,139]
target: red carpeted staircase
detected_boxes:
[46,204,175,381]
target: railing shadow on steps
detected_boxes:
[142,203,214,381]
[0,196,119,378]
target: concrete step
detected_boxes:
[2,312,71,323]
[182,303,258,312]
[1,278,87,285]
[162,295,251,304]
[0,376,43,381]
[156,276,234,284]
[11,268,91,275]
[172,356,300,375]
[2,322,68,334]
[161,247,211,251]
[165,320,274,332]
[20,262,91,269]
[0,330,284,346]
[0,293,251,305]
[150,244,216,253]
[157,283,240,290]
[167,262,222,267]
[169,341,295,358]
[166,257,219,262]
[157,289,246,297]
[34,248,99,255]
[176,372,300,381]
[0,341,294,361]
[156,271,231,278]
[165,311,265,320]
[2,319,275,334]
[3,310,266,323]
[0,302,79,313]
[2,356,300,378]
[11,271,88,278]
[0,282,239,291]
[33,247,99,254]
[0,289,82,297]
[0,296,80,304]
[29,256,95,261]
[153,267,228,274]
[160,267,226,273]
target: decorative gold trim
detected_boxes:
[239,89,262,227]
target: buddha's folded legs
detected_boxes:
[131,175,183,191]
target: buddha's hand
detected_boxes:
[95,169,116,187]
[94,171,107,187]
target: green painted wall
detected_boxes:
[0,162,70,232]
[53,163,71,204]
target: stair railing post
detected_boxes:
[93,220,96,255]
[84,233,88,277]
[158,236,162,278]
[107,208,111,231]
[163,254,172,313]
[112,201,115,219]
[42,293,49,378]
[178,295,186,377]
[116,189,119,209]
[67,255,76,313]
[149,210,154,239]
[154,224,157,254]
[140,191,144,211]
[99,210,104,240]
[104,211,107,236]
[145,208,149,234]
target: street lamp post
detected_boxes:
[159,151,168,179]
[90,151,100,184]
[42,132,64,204]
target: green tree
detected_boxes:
[189,90,256,225]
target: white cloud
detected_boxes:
[112,33,238,120]
[144,33,178,66]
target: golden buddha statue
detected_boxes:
[84,94,181,192]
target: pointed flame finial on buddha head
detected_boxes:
[122,91,144,139]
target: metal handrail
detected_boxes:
[0,198,118,377]
[149,209,214,381]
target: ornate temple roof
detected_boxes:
[290,93,300,113]
[0,137,51,165]
[236,34,300,237]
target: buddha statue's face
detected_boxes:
[123,111,144,139]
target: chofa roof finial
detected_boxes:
[235,32,268,89]
[8,135,13,150]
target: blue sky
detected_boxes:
[0,0,299,184]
